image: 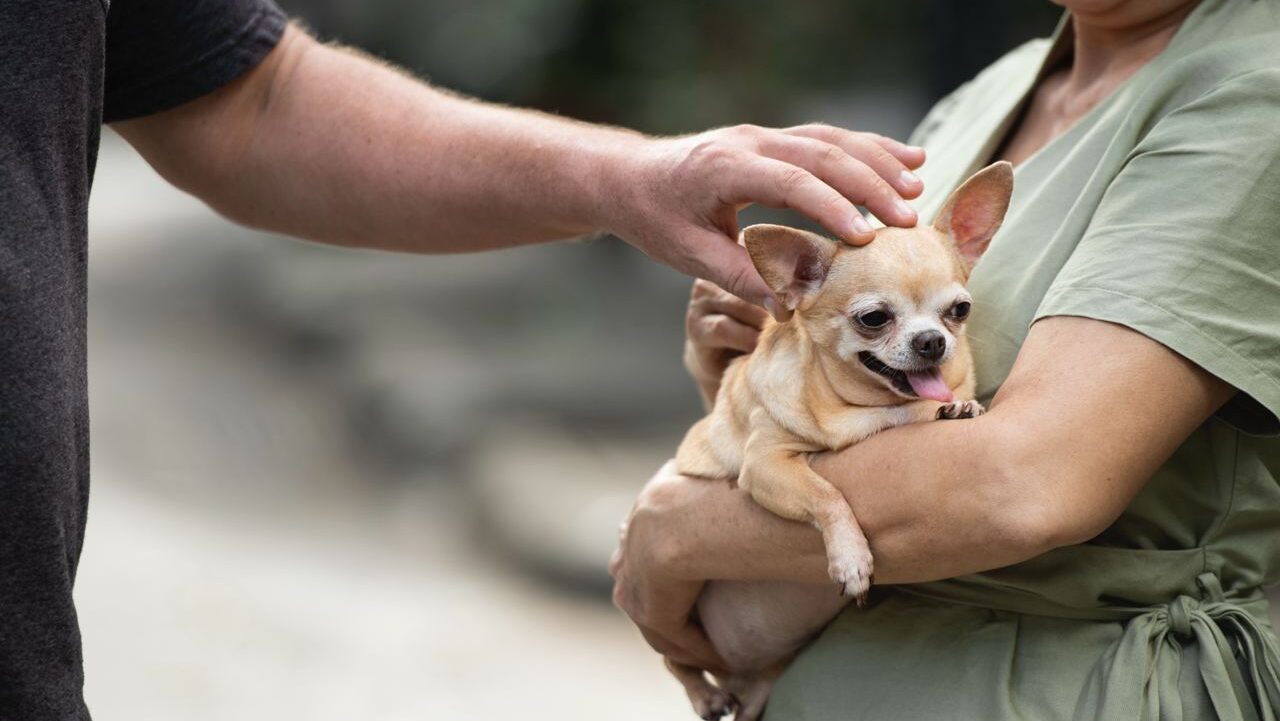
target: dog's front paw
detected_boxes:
[828,542,874,606]
[936,399,985,420]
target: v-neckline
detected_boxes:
[981,14,1074,172]
[962,1,1209,179]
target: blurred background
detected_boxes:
[81,2,1262,719]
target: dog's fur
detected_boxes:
[666,162,1014,720]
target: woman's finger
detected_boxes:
[612,565,726,671]
[638,623,727,674]
[693,284,769,329]
[696,315,760,354]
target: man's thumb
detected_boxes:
[702,241,788,321]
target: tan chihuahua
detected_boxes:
[667,162,1013,720]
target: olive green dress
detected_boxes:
[766,1,1280,718]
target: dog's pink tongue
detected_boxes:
[906,368,953,402]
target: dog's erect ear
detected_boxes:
[743,224,839,312]
[932,161,1013,266]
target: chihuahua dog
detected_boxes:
[666,162,1013,720]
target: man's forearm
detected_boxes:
[124,26,639,252]
[115,23,929,305]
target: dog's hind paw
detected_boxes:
[693,688,738,720]
[936,399,985,420]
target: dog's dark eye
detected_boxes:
[857,310,892,328]
[950,301,971,320]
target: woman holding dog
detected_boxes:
[612,0,1280,718]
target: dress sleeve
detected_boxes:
[102,0,287,123]
[1036,69,1280,435]
[907,82,970,148]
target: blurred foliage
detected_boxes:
[284,0,1060,134]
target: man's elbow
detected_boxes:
[113,25,313,223]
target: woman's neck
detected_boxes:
[1064,1,1199,89]
[998,1,1199,166]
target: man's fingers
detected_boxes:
[755,136,918,238]
[680,230,784,317]
[786,124,926,170]
[864,132,927,169]
[722,157,877,245]
[772,129,922,202]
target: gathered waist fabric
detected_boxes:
[899,571,1280,720]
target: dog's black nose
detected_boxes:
[912,330,946,362]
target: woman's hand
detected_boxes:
[610,462,831,669]
[610,462,726,672]
[683,279,769,406]
[602,124,924,314]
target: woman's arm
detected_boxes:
[611,315,1233,668]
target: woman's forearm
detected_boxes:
[639,467,831,584]
[654,317,1231,587]
[811,413,1052,584]
[653,414,1046,587]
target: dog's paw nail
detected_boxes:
[938,400,985,420]
[695,688,737,720]
[830,552,873,600]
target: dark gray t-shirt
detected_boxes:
[0,1,284,717]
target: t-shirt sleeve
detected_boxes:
[102,0,288,123]
[1035,69,1280,435]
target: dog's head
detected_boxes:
[744,161,1012,404]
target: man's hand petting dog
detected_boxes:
[606,124,924,316]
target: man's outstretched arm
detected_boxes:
[112,24,924,310]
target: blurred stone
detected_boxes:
[217,223,703,456]
[469,416,680,592]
